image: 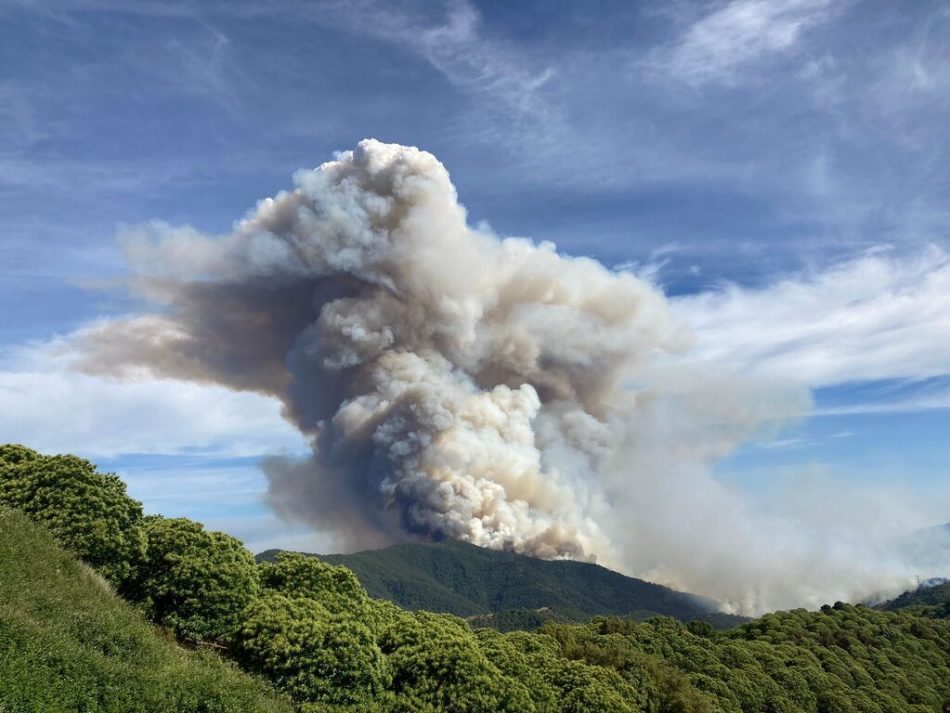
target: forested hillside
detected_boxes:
[257,540,746,629]
[879,579,950,619]
[3,444,950,713]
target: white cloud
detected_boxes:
[674,246,950,389]
[0,339,307,458]
[142,24,242,112]
[654,0,837,85]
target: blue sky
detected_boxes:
[1,0,949,553]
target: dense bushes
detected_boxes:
[236,593,390,706]
[3,444,950,713]
[539,610,950,713]
[381,611,536,713]
[0,444,261,644]
[134,515,260,642]
[246,552,649,713]
[0,444,145,588]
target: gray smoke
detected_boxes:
[74,140,945,613]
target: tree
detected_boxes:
[381,612,536,713]
[0,443,145,588]
[134,516,259,642]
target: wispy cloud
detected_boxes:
[814,391,950,417]
[651,0,838,85]
[875,5,950,101]
[317,0,557,125]
[151,24,240,111]
[675,245,950,389]
[26,0,556,121]
[754,430,852,449]
[0,80,48,148]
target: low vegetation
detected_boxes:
[0,509,290,713]
[2,444,949,712]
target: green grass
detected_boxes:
[258,539,748,629]
[0,508,292,713]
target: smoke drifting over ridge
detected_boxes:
[75,140,945,613]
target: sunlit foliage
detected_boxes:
[0,444,145,588]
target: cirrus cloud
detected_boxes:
[674,245,950,389]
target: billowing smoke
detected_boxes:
[74,140,947,613]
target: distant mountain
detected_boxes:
[878,579,950,619]
[257,539,746,630]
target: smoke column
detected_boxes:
[75,140,946,613]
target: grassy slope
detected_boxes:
[259,539,747,628]
[0,509,291,713]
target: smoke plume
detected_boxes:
[75,140,947,613]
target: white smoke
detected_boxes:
[73,140,945,613]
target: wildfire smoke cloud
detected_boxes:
[75,140,941,613]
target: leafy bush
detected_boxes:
[133,515,259,642]
[260,551,367,611]
[234,593,390,707]
[380,611,537,713]
[259,551,404,636]
[0,444,145,588]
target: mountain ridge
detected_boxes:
[878,578,950,619]
[257,538,746,629]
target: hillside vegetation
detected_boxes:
[3,443,950,713]
[258,540,747,630]
[0,509,291,713]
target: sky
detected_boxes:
[1,0,949,556]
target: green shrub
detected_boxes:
[234,593,390,706]
[259,550,404,637]
[0,444,145,588]
[260,550,367,610]
[134,515,259,642]
[381,611,536,713]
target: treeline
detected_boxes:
[2,444,949,713]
